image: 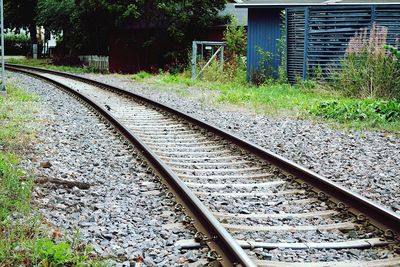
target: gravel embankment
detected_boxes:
[82,74,400,213]
[9,73,208,266]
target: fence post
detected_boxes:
[220,45,224,71]
[192,41,197,80]
[0,0,5,94]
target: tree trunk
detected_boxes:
[29,24,38,44]
[29,24,38,58]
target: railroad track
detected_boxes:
[7,64,400,267]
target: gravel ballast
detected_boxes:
[9,73,209,266]
[81,74,400,213]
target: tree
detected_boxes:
[4,0,38,43]
[36,0,80,55]
[36,0,226,67]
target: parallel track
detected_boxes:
[8,64,400,266]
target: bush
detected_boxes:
[333,25,400,99]
[223,16,247,81]
[4,33,31,56]
[4,33,30,43]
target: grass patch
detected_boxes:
[131,71,153,81]
[6,58,101,74]
[0,84,38,148]
[132,72,400,132]
[0,84,103,266]
[133,72,341,115]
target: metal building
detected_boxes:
[236,1,400,83]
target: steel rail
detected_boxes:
[8,64,400,238]
[7,65,256,267]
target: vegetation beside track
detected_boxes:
[0,84,103,266]
[6,58,101,74]
[131,71,400,133]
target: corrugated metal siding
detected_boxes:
[247,8,283,79]
[286,8,306,83]
[375,6,400,45]
[305,5,400,78]
[307,6,372,77]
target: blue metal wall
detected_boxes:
[248,5,400,82]
[247,8,282,79]
[285,5,400,81]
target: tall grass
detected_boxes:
[334,24,400,99]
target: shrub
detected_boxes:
[223,16,247,80]
[4,33,30,43]
[333,24,400,99]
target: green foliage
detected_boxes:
[332,25,400,99]
[223,16,247,81]
[132,71,153,81]
[277,10,288,84]
[4,33,30,43]
[159,72,196,87]
[0,154,32,221]
[128,70,400,132]
[310,99,400,129]
[36,0,226,60]
[7,58,100,74]
[4,0,38,42]
[385,44,400,60]
[385,44,400,71]
[251,47,273,85]
[0,83,102,266]
[224,16,247,58]
[30,238,89,266]
[0,83,38,147]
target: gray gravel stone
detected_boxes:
[10,73,208,265]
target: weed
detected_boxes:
[132,71,152,81]
[309,99,400,130]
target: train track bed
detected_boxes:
[81,73,400,214]
[10,73,210,266]
[8,67,400,266]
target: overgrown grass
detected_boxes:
[132,71,342,115]
[131,71,153,81]
[131,71,400,132]
[0,84,103,266]
[6,58,100,74]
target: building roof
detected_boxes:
[219,3,248,26]
[236,0,400,8]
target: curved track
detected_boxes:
[7,64,400,267]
